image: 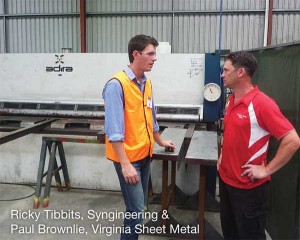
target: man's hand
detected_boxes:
[153,132,176,151]
[241,162,268,182]
[160,140,176,151]
[121,162,139,185]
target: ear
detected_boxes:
[237,67,246,77]
[132,50,140,61]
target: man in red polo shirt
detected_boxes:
[218,51,300,239]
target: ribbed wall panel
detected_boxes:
[172,13,265,53]
[87,0,266,11]
[0,0,4,52]
[87,15,172,53]
[0,19,4,52]
[274,0,300,9]
[1,0,300,53]
[0,0,4,14]
[87,0,172,12]
[223,14,265,51]
[272,13,300,45]
[173,0,265,11]
[84,0,272,53]
[6,0,79,14]
[6,17,79,53]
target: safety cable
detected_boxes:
[0,183,35,201]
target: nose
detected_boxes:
[221,72,225,79]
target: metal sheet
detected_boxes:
[1,0,300,54]
[5,0,79,14]
[185,130,218,165]
[0,0,4,14]
[0,19,4,52]
[0,53,206,105]
[153,127,187,161]
[0,116,47,128]
[0,118,56,145]
[272,13,300,45]
[6,17,80,53]
[0,117,105,138]
[87,0,173,12]
[273,0,300,9]
[87,15,172,53]
[50,119,104,131]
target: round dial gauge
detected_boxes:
[203,83,221,102]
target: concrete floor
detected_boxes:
[0,183,223,240]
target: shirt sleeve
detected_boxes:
[152,99,159,133]
[102,79,125,142]
[257,97,294,140]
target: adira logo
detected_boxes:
[46,55,73,76]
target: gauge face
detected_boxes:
[203,83,221,102]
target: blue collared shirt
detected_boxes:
[102,66,159,142]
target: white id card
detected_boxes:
[147,97,152,108]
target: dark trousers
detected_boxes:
[219,176,270,240]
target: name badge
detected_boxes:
[147,97,152,108]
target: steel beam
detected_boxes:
[1,9,300,19]
[267,0,273,46]
[80,0,86,53]
[0,118,56,145]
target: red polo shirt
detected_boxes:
[219,86,294,189]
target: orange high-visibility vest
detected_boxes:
[105,71,154,162]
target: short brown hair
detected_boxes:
[226,51,257,77]
[128,35,159,63]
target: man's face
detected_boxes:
[221,60,239,88]
[134,44,157,72]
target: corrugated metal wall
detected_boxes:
[2,0,80,53]
[0,0,300,53]
[5,0,78,13]
[6,17,80,53]
[86,0,173,12]
[273,0,300,8]
[87,16,172,53]
[272,0,300,45]
[86,0,173,52]
[0,0,5,53]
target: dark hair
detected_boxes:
[226,51,257,77]
[128,34,159,63]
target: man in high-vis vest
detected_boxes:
[102,34,176,240]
